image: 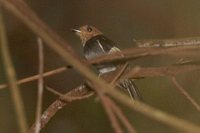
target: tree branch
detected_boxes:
[107,97,137,133]
[90,46,200,65]
[28,85,94,133]
[171,77,200,112]
[35,38,44,133]
[0,8,27,133]
[0,67,67,90]
[136,37,200,47]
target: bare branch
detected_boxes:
[0,8,27,133]
[28,85,94,133]
[111,63,128,85]
[46,86,63,97]
[136,37,200,48]
[90,46,200,65]
[35,38,44,133]
[0,67,67,90]
[107,98,137,133]
[171,77,200,112]
[100,95,123,133]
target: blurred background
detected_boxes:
[1,0,200,132]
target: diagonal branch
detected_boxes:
[0,8,27,133]
[171,77,200,112]
[99,94,123,133]
[107,97,137,133]
[0,67,67,90]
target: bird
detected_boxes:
[72,25,142,100]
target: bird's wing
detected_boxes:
[108,46,121,53]
[97,35,120,53]
[96,36,123,56]
[84,35,122,60]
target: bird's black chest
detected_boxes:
[83,35,114,60]
[83,35,117,74]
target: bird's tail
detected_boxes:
[119,79,142,101]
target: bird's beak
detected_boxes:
[71,29,81,33]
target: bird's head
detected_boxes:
[72,25,103,45]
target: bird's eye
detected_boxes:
[87,27,92,32]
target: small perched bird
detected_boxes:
[72,25,142,100]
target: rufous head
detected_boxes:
[72,25,103,45]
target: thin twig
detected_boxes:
[46,86,63,97]
[100,94,123,133]
[111,63,129,85]
[60,91,94,102]
[0,8,27,133]
[46,86,94,102]
[35,38,44,133]
[171,77,200,112]
[2,1,200,132]
[107,97,137,133]
[0,67,67,90]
